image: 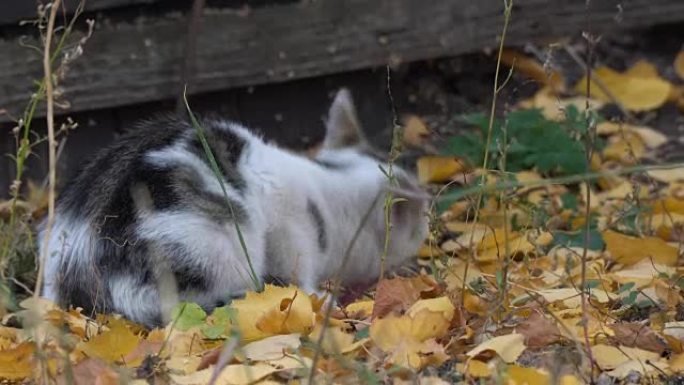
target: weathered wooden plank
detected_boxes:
[1,0,684,122]
[0,0,161,26]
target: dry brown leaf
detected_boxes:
[62,358,122,385]
[609,323,667,353]
[466,333,526,363]
[372,276,439,319]
[516,311,562,348]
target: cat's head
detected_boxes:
[315,89,429,273]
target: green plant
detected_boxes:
[444,106,602,176]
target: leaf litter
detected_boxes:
[3,51,684,385]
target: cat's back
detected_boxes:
[56,115,190,220]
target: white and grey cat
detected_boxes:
[39,89,428,326]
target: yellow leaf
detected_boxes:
[611,259,674,287]
[170,364,275,385]
[625,59,660,78]
[675,51,684,81]
[465,359,491,378]
[416,156,466,184]
[466,333,526,363]
[239,333,301,361]
[607,358,668,379]
[500,49,565,92]
[653,196,684,215]
[417,243,445,259]
[598,181,649,201]
[402,115,431,148]
[344,299,374,318]
[407,296,454,321]
[78,318,141,364]
[603,230,679,266]
[670,352,684,372]
[507,365,550,385]
[574,65,672,111]
[591,344,660,370]
[309,325,355,355]
[647,167,684,183]
[477,229,537,262]
[520,87,604,121]
[536,288,611,308]
[369,299,453,369]
[0,342,34,380]
[602,131,645,163]
[559,375,583,385]
[232,285,315,342]
[444,259,485,291]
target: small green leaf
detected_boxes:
[622,291,638,306]
[355,327,370,341]
[560,193,579,210]
[619,282,636,293]
[201,324,226,339]
[171,302,207,331]
[552,229,605,251]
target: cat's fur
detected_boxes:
[39,89,428,326]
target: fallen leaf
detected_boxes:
[647,167,684,183]
[344,299,374,318]
[574,65,672,111]
[370,297,453,369]
[417,156,467,184]
[232,285,315,342]
[0,342,34,380]
[465,359,491,378]
[603,230,679,266]
[519,87,604,121]
[466,333,526,363]
[591,344,660,370]
[507,365,550,385]
[240,333,300,361]
[610,323,667,353]
[535,287,612,308]
[402,115,431,148]
[78,318,141,364]
[675,51,684,81]
[516,311,562,348]
[500,49,565,92]
[64,358,121,385]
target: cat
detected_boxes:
[38,89,429,326]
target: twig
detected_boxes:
[462,0,514,304]
[379,66,403,280]
[35,0,62,299]
[579,1,598,380]
[563,44,633,122]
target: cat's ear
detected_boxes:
[323,88,366,149]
